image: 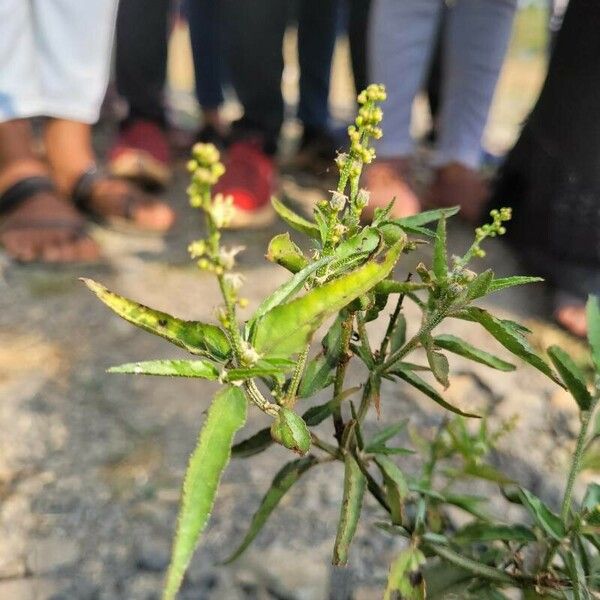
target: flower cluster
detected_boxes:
[471,207,512,258]
[186,143,226,208]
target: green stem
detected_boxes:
[332,313,355,442]
[561,398,598,522]
[356,312,374,365]
[283,344,310,407]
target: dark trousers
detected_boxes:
[225,0,369,153]
[115,0,224,125]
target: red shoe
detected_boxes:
[215,141,276,229]
[108,119,172,190]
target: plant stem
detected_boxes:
[332,313,355,442]
[561,397,598,522]
[379,285,408,357]
[356,312,374,365]
[283,344,310,407]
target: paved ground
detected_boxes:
[0,162,591,599]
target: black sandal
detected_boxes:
[72,165,171,234]
[0,176,99,265]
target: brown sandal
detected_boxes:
[72,166,174,234]
[0,176,100,265]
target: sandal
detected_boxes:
[72,166,175,234]
[0,176,100,265]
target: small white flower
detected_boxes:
[224,271,245,291]
[219,245,245,270]
[210,193,234,228]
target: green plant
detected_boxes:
[85,85,600,599]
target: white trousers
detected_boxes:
[0,0,118,124]
[370,0,518,168]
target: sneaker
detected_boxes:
[215,141,276,229]
[108,119,172,190]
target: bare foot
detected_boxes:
[362,157,420,221]
[426,162,489,223]
[78,176,175,232]
[555,304,587,338]
[1,190,100,263]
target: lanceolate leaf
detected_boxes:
[394,206,460,228]
[465,269,493,301]
[223,456,318,563]
[231,428,272,458]
[375,456,408,525]
[587,295,600,372]
[250,254,333,326]
[365,420,409,451]
[457,307,561,386]
[488,276,544,294]
[253,242,403,358]
[394,367,480,418]
[425,347,450,389]
[333,454,366,566]
[454,523,536,543]
[433,216,448,281]
[548,345,592,411]
[434,334,515,372]
[108,359,219,379]
[163,386,247,600]
[82,279,231,361]
[519,488,565,541]
[271,197,320,239]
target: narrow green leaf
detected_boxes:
[548,346,592,411]
[302,387,360,426]
[583,483,600,512]
[265,232,308,273]
[108,359,219,379]
[231,428,272,458]
[461,462,514,485]
[365,420,408,451]
[488,276,544,294]
[519,488,565,541]
[271,197,320,239]
[587,295,600,372]
[253,242,403,358]
[223,456,318,563]
[82,278,231,361]
[458,307,561,386]
[373,280,429,296]
[225,362,292,382]
[434,334,515,371]
[425,347,450,389]
[433,216,448,281]
[425,543,514,586]
[163,386,247,600]
[394,206,460,228]
[333,454,366,566]
[465,269,493,301]
[250,254,333,325]
[394,368,480,418]
[562,549,591,600]
[298,355,335,398]
[454,523,536,543]
[375,456,408,525]
[333,227,381,262]
[390,314,407,353]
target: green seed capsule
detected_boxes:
[270,408,311,455]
